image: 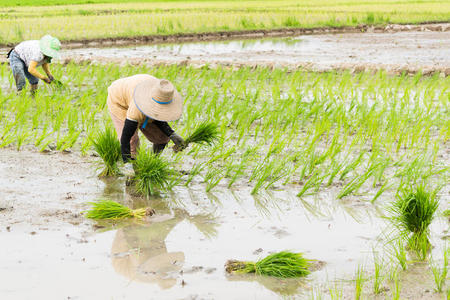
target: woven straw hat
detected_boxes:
[133,79,183,122]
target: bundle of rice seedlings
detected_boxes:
[92,126,121,177]
[389,184,439,253]
[85,200,154,220]
[133,147,176,196]
[225,251,310,278]
[185,122,219,146]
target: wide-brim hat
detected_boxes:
[39,35,61,59]
[133,79,183,122]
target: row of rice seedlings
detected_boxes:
[225,251,310,278]
[0,63,447,197]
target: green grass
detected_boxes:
[225,251,310,278]
[0,0,449,44]
[91,126,121,177]
[84,199,154,220]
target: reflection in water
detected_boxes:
[100,178,219,288]
[110,208,219,289]
[226,273,307,296]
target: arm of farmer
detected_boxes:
[28,61,51,84]
[42,63,55,82]
[153,120,186,152]
[120,119,138,176]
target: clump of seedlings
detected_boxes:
[225,251,310,278]
[389,184,439,258]
[185,122,219,146]
[133,147,176,196]
[85,200,154,220]
[92,126,121,177]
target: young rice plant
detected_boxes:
[225,251,310,278]
[92,126,121,177]
[85,200,154,220]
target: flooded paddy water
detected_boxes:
[0,148,448,299]
[0,26,449,299]
[61,27,450,75]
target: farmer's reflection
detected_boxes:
[110,207,218,289]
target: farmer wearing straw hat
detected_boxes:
[6,35,61,93]
[107,74,186,177]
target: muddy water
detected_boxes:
[0,149,447,299]
[63,30,450,74]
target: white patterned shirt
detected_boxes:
[14,40,45,67]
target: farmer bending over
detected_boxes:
[107,74,186,177]
[7,35,61,93]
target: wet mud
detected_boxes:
[1,24,450,75]
[61,24,450,75]
[0,148,448,299]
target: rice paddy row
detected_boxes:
[0,63,448,201]
[1,0,449,44]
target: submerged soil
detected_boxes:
[58,24,450,75]
[0,148,447,299]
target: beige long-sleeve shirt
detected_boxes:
[107,74,158,124]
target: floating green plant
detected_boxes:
[225,251,310,278]
[133,147,176,196]
[85,200,154,220]
[389,184,439,258]
[185,122,219,146]
[92,126,121,177]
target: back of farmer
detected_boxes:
[7,35,61,93]
[107,74,186,176]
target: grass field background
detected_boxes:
[0,0,449,44]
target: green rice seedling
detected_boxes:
[430,247,448,293]
[225,251,310,278]
[184,122,219,146]
[84,200,154,220]
[373,252,385,294]
[133,147,176,196]
[388,239,408,271]
[329,281,343,300]
[389,184,439,257]
[92,126,121,177]
[391,269,401,300]
[354,264,365,300]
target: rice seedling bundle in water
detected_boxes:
[133,147,175,196]
[92,126,121,177]
[225,251,310,278]
[185,122,219,146]
[85,200,154,220]
[389,184,439,251]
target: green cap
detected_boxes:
[39,35,61,59]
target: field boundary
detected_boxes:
[0,22,448,48]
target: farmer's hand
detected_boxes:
[170,132,186,152]
[48,75,55,82]
[43,77,52,84]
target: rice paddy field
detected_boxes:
[0,0,450,44]
[0,61,449,299]
[0,0,450,299]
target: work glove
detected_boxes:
[170,132,186,152]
